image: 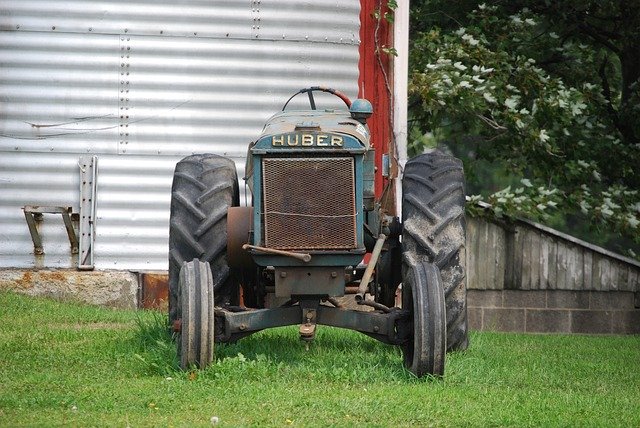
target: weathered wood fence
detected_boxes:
[466,216,640,334]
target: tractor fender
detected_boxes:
[227,206,253,269]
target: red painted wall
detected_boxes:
[359,0,393,199]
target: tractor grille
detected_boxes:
[262,157,357,250]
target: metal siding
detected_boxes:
[93,154,246,270]
[121,36,359,156]
[258,1,360,43]
[2,0,359,42]
[0,31,120,154]
[0,153,80,268]
[0,151,247,270]
[0,1,360,269]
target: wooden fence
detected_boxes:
[465,216,639,334]
[467,216,639,292]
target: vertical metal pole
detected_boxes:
[78,155,98,270]
[61,208,79,254]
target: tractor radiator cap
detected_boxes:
[350,99,373,123]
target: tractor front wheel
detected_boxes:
[402,258,446,377]
[177,259,215,369]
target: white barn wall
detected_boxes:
[0,1,361,270]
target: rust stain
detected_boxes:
[15,271,33,289]
[40,271,66,283]
[140,273,169,310]
[9,270,77,290]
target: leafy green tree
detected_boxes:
[408,0,640,256]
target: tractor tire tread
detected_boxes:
[168,154,238,323]
[402,150,468,352]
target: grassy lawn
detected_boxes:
[1,291,638,427]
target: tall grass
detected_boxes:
[1,291,639,427]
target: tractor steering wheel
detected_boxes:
[282,86,352,111]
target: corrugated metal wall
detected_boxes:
[0,1,361,270]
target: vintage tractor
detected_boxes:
[168,87,467,377]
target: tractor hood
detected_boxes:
[244,109,372,183]
[254,110,371,151]
[244,110,370,192]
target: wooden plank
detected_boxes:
[491,222,502,290]
[616,262,630,292]
[583,249,593,290]
[575,246,585,290]
[488,220,501,290]
[475,217,488,290]
[468,217,639,293]
[605,258,617,291]
[556,241,568,290]
[628,267,639,292]
[514,226,525,289]
[564,243,573,289]
[493,222,506,290]
[598,257,612,291]
[539,235,550,289]
[466,217,478,290]
[530,231,541,290]
[548,237,558,289]
[539,234,557,289]
[504,225,517,289]
[474,218,487,290]
[480,219,493,290]
[592,254,603,291]
[517,218,640,268]
[519,227,532,290]
[486,222,497,290]
[566,243,584,290]
[607,259,618,290]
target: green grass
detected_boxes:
[1,291,639,427]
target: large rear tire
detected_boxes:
[178,259,215,369]
[402,257,446,377]
[402,150,468,351]
[169,154,239,324]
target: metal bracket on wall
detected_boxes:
[78,155,98,270]
[22,206,79,255]
[382,153,390,177]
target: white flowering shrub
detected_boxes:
[409,2,640,254]
[466,180,561,223]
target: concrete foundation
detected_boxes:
[0,269,138,310]
[2,268,639,335]
[468,289,640,334]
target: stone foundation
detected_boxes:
[0,269,138,309]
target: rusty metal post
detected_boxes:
[22,205,79,256]
[355,233,386,302]
[23,208,44,255]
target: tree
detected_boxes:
[408,1,640,256]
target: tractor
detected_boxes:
[168,87,467,377]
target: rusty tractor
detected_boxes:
[168,87,467,377]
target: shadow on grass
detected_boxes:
[130,309,427,382]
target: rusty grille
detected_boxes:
[262,157,357,250]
